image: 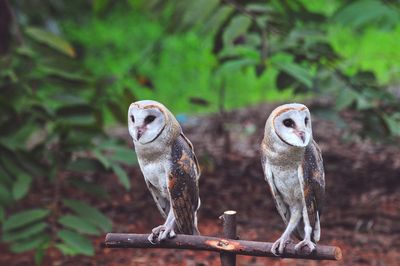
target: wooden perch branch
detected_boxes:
[104,233,342,261]
[219,210,237,265]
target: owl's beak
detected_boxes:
[295,131,306,143]
[137,127,146,141]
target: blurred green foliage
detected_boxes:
[62,2,295,116]
[61,0,400,137]
[1,0,400,264]
[0,3,135,262]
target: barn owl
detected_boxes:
[128,100,201,243]
[261,103,325,255]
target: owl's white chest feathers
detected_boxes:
[135,144,171,199]
[266,141,305,207]
[270,164,303,207]
[141,161,169,194]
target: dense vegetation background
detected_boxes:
[0,0,399,265]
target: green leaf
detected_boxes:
[16,46,36,58]
[246,3,272,13]
[0,165,13,186]
[383,113,400,136]
[222,15,252,47]
[93,0,110,14]
[333,0,399,29]
[58,215,100,235]
[0,185,13,206]
[111,164,131,190]
[219,46,259,61]
[335,88,358,110]
[93,150,111,169]
[10,234,49,253]
[3,209,50,232]
[55,243,79,256]
[12,173,32,200]
[63,199,112,232]
[56,105,96,126]
[0,205,4,222]
[57,229,94,256]
[0,120,37,150]
[200,6,234,36]
[2,222,47,242]
[34,247,46,266]
[356,96,373,110]
[60,114,96,126]
[14,153,47,178]
[66,158,102,172]
[25,27,76,57]
[181,0,219,30]
[274,61,313,88]
[108,146,137,165]
[217,58,258,76]
[69,179,109,199]
[38,66,89,82]
[0,155,20,176]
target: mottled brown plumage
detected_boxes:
[261,103,325,255]
[128,100,200,243]
[169,133,200,235]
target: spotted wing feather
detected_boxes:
[168,133,200,235]
[298,140,325,241]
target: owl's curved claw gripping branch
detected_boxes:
[147,217,177,244]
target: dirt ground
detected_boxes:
[1,102,399,265]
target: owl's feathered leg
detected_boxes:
[313,212,321,242]
[148,208,177,244]
[295,206,316,253]
[272,207,301,255]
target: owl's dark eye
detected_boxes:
[145,115,156,124]
[305,117,309,125]
[130,115,135,123]
[283,118,295,128]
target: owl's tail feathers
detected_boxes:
[312,212,321,242]
[193,209,200,235]
[193,226,200,236]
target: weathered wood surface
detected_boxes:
[104,233,342,261]
[219,210,237,266]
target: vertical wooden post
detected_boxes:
[220,210,237,266]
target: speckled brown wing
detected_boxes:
[168,133,200,235]
[298,140,325,241]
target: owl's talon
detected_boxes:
[271,236,291,255]
[151,225,165,234]
[147,233,157,244]
[295,239,316,254]
[169,229,176,238]
[148,225,167,244]
[158,225,175,242]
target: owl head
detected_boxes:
[128,100,180,145]
[267,103,312,148]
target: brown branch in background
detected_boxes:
[0,0,13,54]
[0,0,23,55]
[104,233,342,261]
